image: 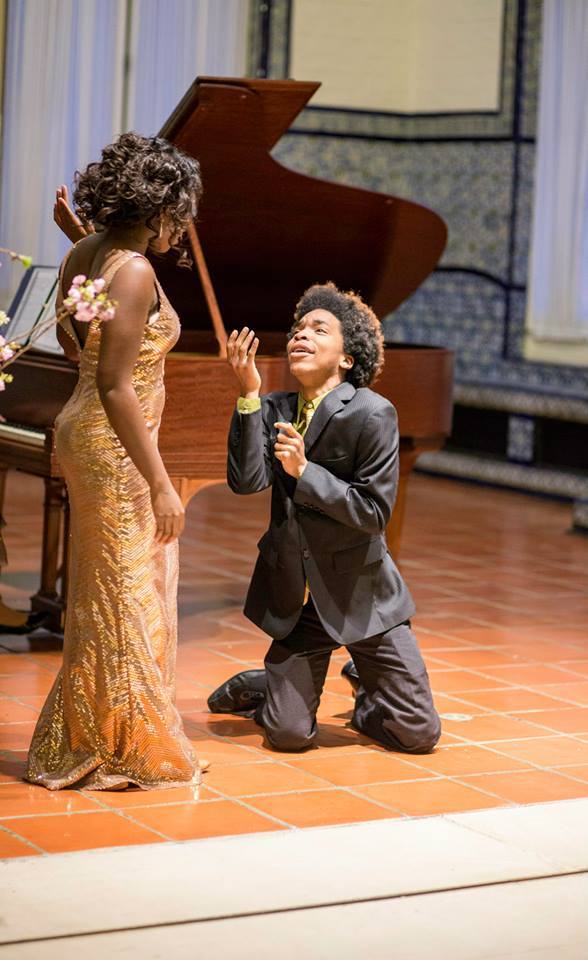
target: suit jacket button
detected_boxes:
[303,549,310,559]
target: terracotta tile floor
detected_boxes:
[1,472,587,858]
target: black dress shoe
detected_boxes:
[341,659,360,694]
[207,669,267,715]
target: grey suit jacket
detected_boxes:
[227,381,415,645]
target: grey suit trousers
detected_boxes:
[256,600,441,753]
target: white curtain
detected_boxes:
[526,0,588,342]
[0,0,248,309]
[0,0,127,306]
[127,0,248,136]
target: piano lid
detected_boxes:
[152,77,447,338]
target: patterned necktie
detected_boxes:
[297,400,315,437]
[297,400,315,605]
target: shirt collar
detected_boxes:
[297,385,337,418]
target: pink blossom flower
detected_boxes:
[75,304,94,324]
[0,379,5,392]
[0,345,14,361]
[62,274,116,325]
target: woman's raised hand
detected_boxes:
[53,185,93,243]
[227,327,261,398]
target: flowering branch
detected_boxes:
[0,274,116,390]
[63,275,116,323]
[0,246,32,270]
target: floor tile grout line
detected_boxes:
[402,738,588,781]
[191,782,296,831]
[0,796,233,821]
[436,688,588,712]
[194,769,586,811]
[446,769,588,796]
[0,770,588,824]
[5,761,586,821]
[84,798,181,844]
[0,820,46,855]
[289,739,588,773]
[424,649,588,668]
[442,726,588,748]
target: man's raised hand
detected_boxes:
[227,327,261,398]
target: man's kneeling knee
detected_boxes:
[265,722,315,753]
[395,716,441,754]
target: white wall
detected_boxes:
[290,0,504,113]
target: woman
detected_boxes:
[25,133,203,790]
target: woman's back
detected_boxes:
[57,243,178,426]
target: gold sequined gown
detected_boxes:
[25,250,199,791]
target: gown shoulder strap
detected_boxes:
[99,250,151,288]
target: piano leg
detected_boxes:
[172,477,224,508]
[386,439,446,562]
[0,466,31,631]
[386,446,420,562]
[30,477,68,633]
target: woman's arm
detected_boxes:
[96,258,184,544]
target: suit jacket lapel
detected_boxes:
[303,381,355,455]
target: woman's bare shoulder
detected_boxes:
[61,234,101,280]
[111,254,155,288]
[107,256,156,314]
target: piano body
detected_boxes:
[0,77,453,633]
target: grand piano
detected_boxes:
[0,77,453,633]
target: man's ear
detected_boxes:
[341,354,354,370]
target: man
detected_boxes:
[208,282,440,754]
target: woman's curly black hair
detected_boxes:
[73,132,202,239]
[290,282,385,388]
